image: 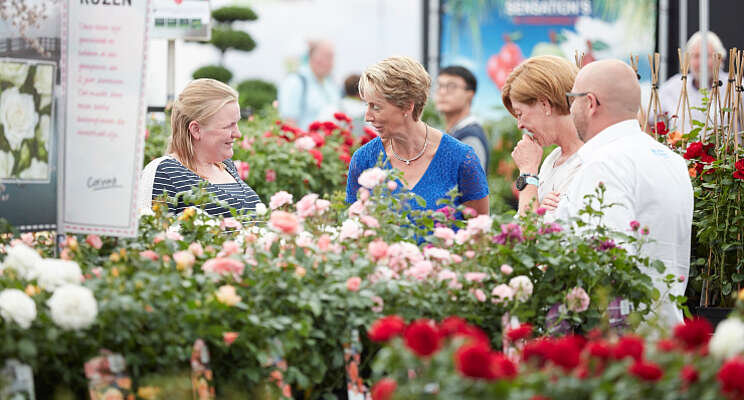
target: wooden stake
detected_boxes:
[701,54,722,145]
[675,48,694,140]
[644,53,662,136]
[574,50,584,69]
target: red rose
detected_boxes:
[438,316,467,338]
[344,135,355,147]
[308,149,323,167]
[734,170,744,180]
[683,142,704,160]
[681,364,699,384]
[310,132,325,147]
[628,360,663,381]
[334,112,352,123]
[736,159,744,171]
[371,378,397,400]
[505,323,533,342]
[523,338,555,367]
[673,317,713,350]
[491,352,517,379]
[308,121,322,132]
[612,335,644,361]
[653,121,669,136]
[455,342,495,379]
[586,340,612,360]
[404,319,441,357]
[265,169,276,182]
[263,130,273,138]
[456,324,490,345]
[322,121,338,131]
[548,336,581,371]
[656,339,677,352]
[368,315,406,342]
[339,153,351,164]
[718,357,744,398]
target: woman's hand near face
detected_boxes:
[511,134,542,174]
[540,191,561,210]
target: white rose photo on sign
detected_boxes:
[0,59,54,182]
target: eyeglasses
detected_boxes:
[436,82,469,93]
[566,92,601,107]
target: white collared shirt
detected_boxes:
[556,119,694,329]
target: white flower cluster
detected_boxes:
[710,317,744,359]
[0,243,98,330]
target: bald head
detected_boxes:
[574,59,640,119]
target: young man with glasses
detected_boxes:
[434,66,489,173]
[557,59,694,330]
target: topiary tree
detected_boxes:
[236,79,277,113]
[192,5,258,82]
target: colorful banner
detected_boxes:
[151,0,211,41]
[440,0,657,119]
[61,0,150,237]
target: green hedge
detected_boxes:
[211,6,258,24]
[192,65,233,83]
[237,79,277,112]
[210,28,256,54]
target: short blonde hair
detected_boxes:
[359,56,431,121]
[168,78,238,172]
[502,55,577,117]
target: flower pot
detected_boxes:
[691,306,732,328]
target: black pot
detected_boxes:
[691,307,733,328]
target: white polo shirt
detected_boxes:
[556,119,694,329]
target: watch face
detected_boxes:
[515,175,527,191]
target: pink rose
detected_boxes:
[423,246,450,262]
[359,188,370,201]
[466,215,493,235]
[269,191,294,210]
[295,233,313,248]
[294,136,316,150]
[368,240,389,261]
[360,215,379,228]
[629,220,641,231]
[234,160,250,180]
[437,269,461,289]
[85,234,103,250]
[202,257,245,278]
[265,169,277,182]
[223,331,239,346]
[465,250,476,259]
[315,199,330,214]
[166,230,184,241]
[269,211,301,235]
[188,242,204,257]
[358,167,387,189]
[386,180,397,191]
[240,136,254,150]
[454,229,471,245]
[464,272,487,283]
[153,234,164,244]
[491,284,514,304]
[296,194,319,218]
[462,207,477,218]
[471,288,487,302]
[434,227,455,246]
[346,276,362,292]
[173,250,196,269]
[317,234,331,252]
[339,219,362,241]
[405,260,433,280]
[536,207,547,216]
[371,295,384,313]
[220,218,242,230]
[500,264,513,275]
[348,200,366,216]
[91,267,103,278]
[139,250,159,261]
[565,287,590,312]
[451,254,463,263]
[221,240,241,256]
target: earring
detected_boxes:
[404,113,408,118]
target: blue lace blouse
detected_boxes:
[345,135,489,212]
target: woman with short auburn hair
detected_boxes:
[501,55,582,221]
[346,56,489,218]
[139,78,262,217]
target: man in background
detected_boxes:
[278,40,341,130]
[434,66,489,173]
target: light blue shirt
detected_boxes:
[278,65,341,130]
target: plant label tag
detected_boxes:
[620,299,631,315]
[1,359,35,400]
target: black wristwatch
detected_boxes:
[515,173,539,191]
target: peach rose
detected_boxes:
[269,211,301,235]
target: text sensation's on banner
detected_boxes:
[60,0,150,237]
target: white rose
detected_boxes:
[31,259,82,291]
[1,243,41,279]
[47,284,98,330]
[0,87,39,151]
[254,202,267,216]
[0,289,37,329]
[0,62,29,87]
[509,275,534,302]
[39,94,51,110]
[19,159,48,180]
[0,150,14,178]
[33,65,53,96]
[710,317,744,359]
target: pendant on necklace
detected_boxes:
[405,160,410,165]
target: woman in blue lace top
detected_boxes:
[346,56,489,215]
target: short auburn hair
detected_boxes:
[358,56,430,121]
[502,55,577,117]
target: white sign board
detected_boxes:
[61,0,150,237]
[151,0,211,41]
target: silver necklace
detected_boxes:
[390,124,428,165]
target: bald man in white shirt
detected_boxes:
[557,59,694,330]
